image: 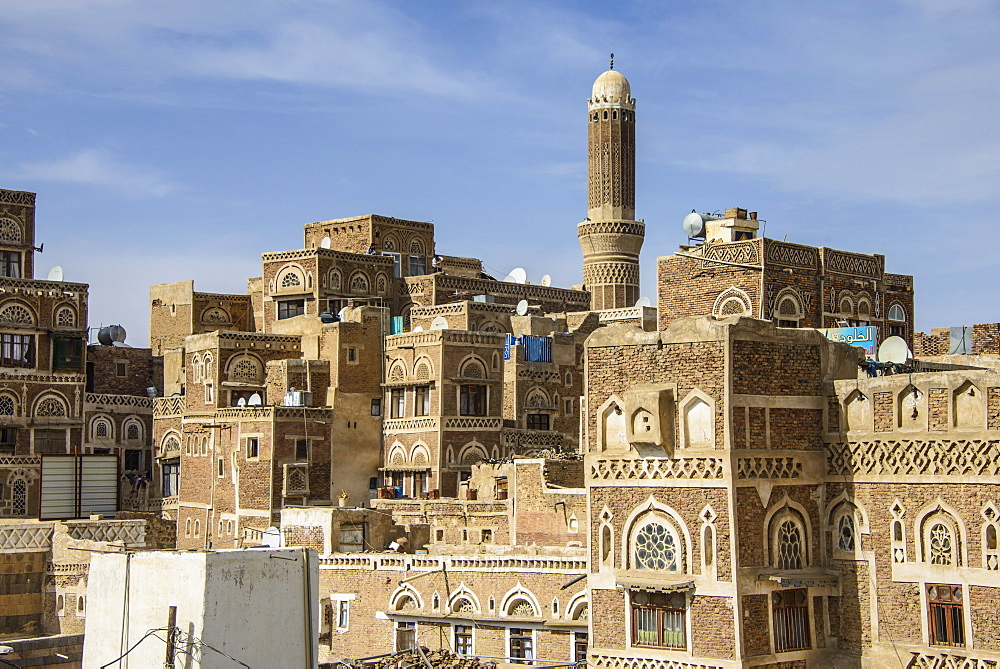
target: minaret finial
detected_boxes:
[610,53,614,70]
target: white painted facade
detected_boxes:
[82,547,319,668]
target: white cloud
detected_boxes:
[16,148,176,197]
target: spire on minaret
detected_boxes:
[610,52,614,70]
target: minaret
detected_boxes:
[578,56,644,311]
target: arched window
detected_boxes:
[775,519,804,569]
[201,307,230,325]
[329,269,341,291]
[55,306,76,327]
[126,422,141,441]
[507,598,536,617]
[775,295,802,327]
[888,304,906,336]
[452,597,475,613]
[0,303,34,325]
[632,517,680,572]
[350,272,369,294]
[11,477,26,515]
[836,513,856,552]
[857,299,871,322]
[376,274,387,294]
[682,393,713,449]
[839,297,854,315]
[717,297,746,316]
[0,394,16,416]
[92,418,112,440]
[35,395,68,417]
[712,287,751,318]
[0,218,22,242]
[460,359,486,379]
[228,355,263,384]
[928,523,953,565]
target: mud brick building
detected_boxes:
[658,209,915,347]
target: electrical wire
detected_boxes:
[101,626,252,669]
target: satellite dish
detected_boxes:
[320,236,331,249]
[413,326,424,332]
[877,336,911,364]
[635,296,651,308]
[540,274,551,287]
[503,267,526,284]
[430,316,449,330]
[682,211,720,238]
[247,393,262,406]
[260,527,283,548]
[515,299,529,316]
[47,266,63,282]
[237,397,247,407]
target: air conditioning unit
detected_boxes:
[283,391,313,407]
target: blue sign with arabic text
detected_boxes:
[817,326,878,356]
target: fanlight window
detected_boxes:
[718,297,746,316]
[94,419,110,439]
[126,423,141,440]
[858,300,871,318]
[460,360,486,379]
[633,521,679,571]
[280,272,302,288]
[776,519,804,569]
[230,357,262,383]
[329,271,341,290]
[396,595,417,611]
[202,308,229,324]
[351,273,369,294]
[410,241,423,254]
[453,598,475,613]
[0,304,33,325]
[778,297,800,317]
[36,396,67,417]
[508,599,536,617]
[0,218,21,242]
[888,304,906,322]
[55,307,75,327]
[837,513,856,552]
[0,395,15,415]
[929,523,953,565]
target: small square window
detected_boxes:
[115,361,127,377]
[481,528,493,543]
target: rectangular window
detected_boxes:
[565,399,574,416]
[455,625,473,656]
[526,413,550,431]
[0,428,16,455]
[509,628,534,662]
[34,429,66,454]
[772,588,810,652]
[1,333,34,368]
[337,600,349,629]
[408,255,427,276]
[346,347,357,363]
[371,398,381,416]
[632,591,686,649]
[124,449,143,472]
[162,460,180,497]
[115,361,127,377]
[246,437,259,459]
[53,338,83,371]
[890,324,905,337]
[382,252,402,278]
[277,299,305,320]
[295,438,309,461]
[778,319,798,328]
[395,621,416,651]
[390,389,406,418]
[495,477,508,500]
[481,528,492,543]
[459,384,487,416]
[414,385,430,416]
[928,584,964,646]
[574,632,589,663]
[0,251,21,278]
[217,458,225,478]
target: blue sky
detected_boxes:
[1,0,998,346]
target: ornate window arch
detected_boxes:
[410,240,424,255]
[888,304,906,323]
[350,271,369,294]
[448,586,481,614]
[525,388,549,409]
[773,289,803,326]
[857,297,872,321]
[839,296,855,315]
[459,357,487,379]
[0,301,35,325]
[712,287,752,318]
[828,496,867,556]
[160,432,181,458]
[629,512,682,572]
[90,415,114,441]
[409,444,430,466]
[765,499,810,570]
[376,273,388,294]
[890,500,907,563]
[191,354,203,382]
[0,392,17,416]
[124,419,143,442]
[413,358,432,380]
[0,218,22,242]
[382,236,398,252]
[226,354,264,384]
[982,504,1000,570]
[388,444,407,467]
[201,307,230,325]
[700,505,717,573]
[917,503,965,567]
[54,305,76,328]
[500,586,539,618]
[389,585,422,611]
[34,393,68,417]
[328,269,342,291]
[458,442,487,466]
[276,265,304,291]
[621,497,692,574]
[567,592,589,621]
[388,361,406,383]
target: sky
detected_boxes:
[1,0,998,347]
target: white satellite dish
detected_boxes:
[47,266,63,282]
[540,274,552,287]
[247,393,262,406]
[635,296,651,308]
[430,316,449,330]
[877,336,911,364]
[320,236,331,249]
[237,397,247,407]
[515,299,529,316]
[413,326,424,332]
[503,267,526,284]
[260,526,283,548]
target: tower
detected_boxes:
[578,59,644,311]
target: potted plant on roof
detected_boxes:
[338,490,350,507]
